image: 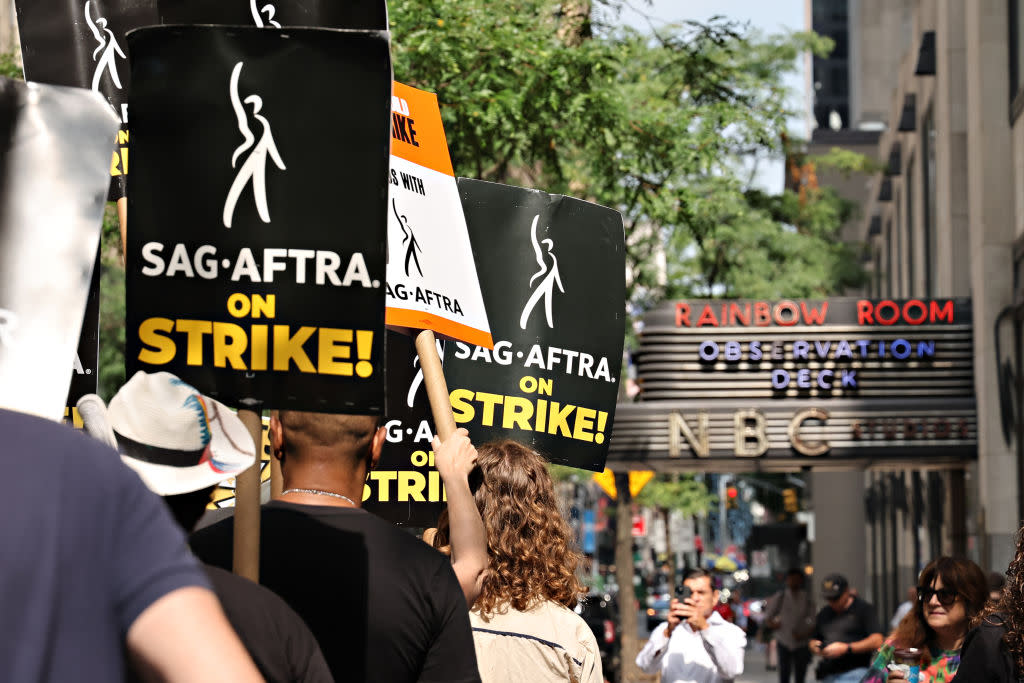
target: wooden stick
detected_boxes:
[414,329,456,441]
[233,407,262,581]
[116,196,127,262]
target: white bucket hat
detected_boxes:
[78,371,256,496]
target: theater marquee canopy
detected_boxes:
[608,298,977,471]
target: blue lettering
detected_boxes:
[796,369,811,388]
[724,341,741,361]
[772,369,790,389]
[841,370,858,388]
[891,339,911,359]
[699,341,719,361]
[855,339,870,357]
[749,341,762,361]
[817,369,833,389]
[835,340,853,359]
[916,340,935,358]
[792,340,809,360]
[814,340,831,357]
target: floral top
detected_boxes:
[862,637,961,683]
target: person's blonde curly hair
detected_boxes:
[437,439,584,616]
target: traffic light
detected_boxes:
[783,488,798,513]
[726,485,738,509]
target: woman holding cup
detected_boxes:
[859,556,988,682]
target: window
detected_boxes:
[906,156,916,296]
[1010,0,1024,120]
[922,108,936,295]
[886,220,894,296]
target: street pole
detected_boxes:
[718,475,729,552]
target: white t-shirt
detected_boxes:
[635,611,747,683]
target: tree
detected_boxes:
[636,475,715,581]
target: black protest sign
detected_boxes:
[445,179,625,472]
[65,247,101,425]
[0,78,118,421]
[362,330,445,526]
[15,0,155,200]
[157,0,387,29]
[125,27,391,413]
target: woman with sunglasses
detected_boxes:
[957,527,1024,682]
[860,556,987,682]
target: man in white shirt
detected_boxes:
[636,568,746,683]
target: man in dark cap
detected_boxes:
[808,574,883,683]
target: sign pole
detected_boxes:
[415,329,456,441]
[117,196,128,260]
[233,406,262,581]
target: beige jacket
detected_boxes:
[470,600,603,683]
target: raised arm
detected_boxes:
[432,428,489,605]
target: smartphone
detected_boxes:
[675,585,692,601]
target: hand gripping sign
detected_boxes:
[15,0,157,201]
[446,179,626,472]
[125,26,392,414]
[0,78,119,421]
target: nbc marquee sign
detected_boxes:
[607,298,976,470]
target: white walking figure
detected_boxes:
[392,198,424,277]
[84,1,126,92]
[519,215,564,330]
[407,340,444,408]
[249,0,281,27]
[222,62,286,229]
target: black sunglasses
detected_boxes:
[917,586,958,606]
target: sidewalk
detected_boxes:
[735,646,781,683]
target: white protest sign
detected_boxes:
[385,82,493,349]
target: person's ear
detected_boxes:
[369,425,386,471]
[269,413,284,461]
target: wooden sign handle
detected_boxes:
[415,329,456,441]
[233,407,262,581]
[117,196,127,264]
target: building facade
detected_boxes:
[842,0,1024,618]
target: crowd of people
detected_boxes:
[16,369,1024,683]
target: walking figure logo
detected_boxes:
[519,215,564,330]
[223,62,287,229]
[392,199,424,277]
[84,1,126,92]
[407,340,443,408]
[249,0,281,27]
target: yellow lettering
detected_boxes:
[475,392,503,426]
[317,327,353,376]
[175,319,213,366]
[398,471,427,501]
[368,471,397,501]
[273,325,316,372]
[138,317,175,365]
[251,294,275,319]
[212,321,248,369]
[250,324,268,371]
[502,396,534,430]
[573,407,596,442]
[450,389,476,423]
[546,401,574,437]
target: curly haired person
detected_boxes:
[436,440,602,683]
[957,527,1024,682]
[860,556,987,682]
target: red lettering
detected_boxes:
[800,301,829,325]
[696,305,719,327]
[675,303,691,327]
[729,303,750,326]
[903,299,927,325]
[857,300,874,324]
[754,302,771,326]
[875,300,899,325]
[930,300,954,323]
[774,300,799,326]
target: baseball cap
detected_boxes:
[822,573,849,600]
[78,371,256,496]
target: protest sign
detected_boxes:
[15,0,156,200]
[157,0,387,29]
[385,82,493,351]
[0,78,119,421]
[445,179,625,472]
[362,330,445,526]
[125,26,391,414]
[64,249,101,425]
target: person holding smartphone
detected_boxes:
[636,568,747,682]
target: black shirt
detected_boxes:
[957,615,1019,683]
[190,501,481,683]
[204,566,333,683]
[813,596,881,676]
